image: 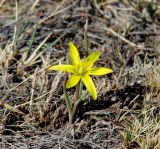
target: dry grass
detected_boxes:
[0,0,160,148]
[120,102,160,149]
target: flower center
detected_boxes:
[76,65,86,75]
[79,66,83,74]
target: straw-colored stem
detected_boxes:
[84,8,89,55]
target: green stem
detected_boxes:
[79,80,83,96]
[74,80,81,101]
[70,90,88,123]
[70,81,87,124]
[63,73,72,123]
[69,81,81,124]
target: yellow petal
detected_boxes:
[81,74,97,100]
[48,65,75,73]
[69,42,81,66]
[66,74,81,88]
[88,67,113,75]
[82,51,100,68]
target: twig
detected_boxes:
[104,27,144,49]
[9,57,64,92]
[12,0,18,53]
[0,97,25,115]
[0,0,5,8]
[26,0,78,35]
[30,0,40,11]
[24,32,52,65]
[84,6,89,54]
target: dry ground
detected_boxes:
[0,0,160,148]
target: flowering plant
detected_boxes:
[49,42,112,124]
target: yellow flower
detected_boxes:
[49,42,113,100]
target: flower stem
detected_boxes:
[74,80,80,102]
[69,81,81,124]
[79,80,83,96]
[63,73,72,123]
[70,90,88,124]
